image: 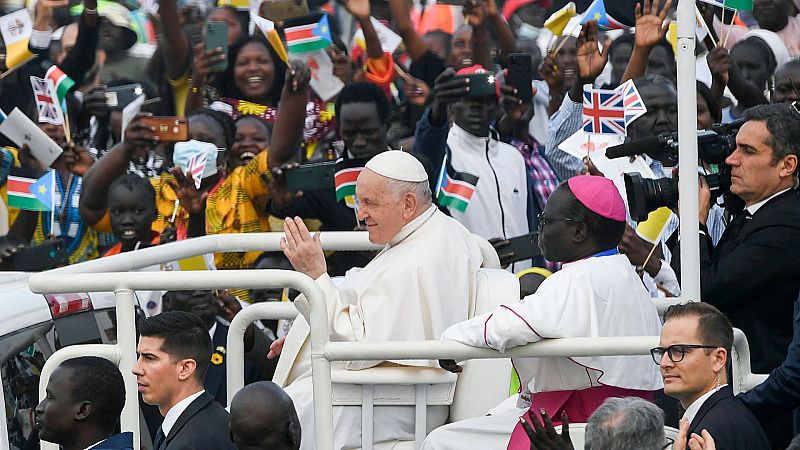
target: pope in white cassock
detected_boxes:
[423,176,663,450]
[275,150,484,450]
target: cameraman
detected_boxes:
[675,103,800,384]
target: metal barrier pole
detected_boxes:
[324,336,661,362]
[114,289,141,450]
[676,0,702,301]
[0,366,9,450]
[226,302,298,403]
[38,345,119,450]
[29,269,334,450]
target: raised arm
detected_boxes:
[341,0,383,60]
[267,61,311,168]
[486,0,517,60]
[79,116,158,225]
[463,0,494,69]
[620,0,672,83]
[158,0,191,80]
[387,0,428,61]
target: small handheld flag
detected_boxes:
[435,155,479,213]
[334,158,365,208]
[621,80,647,130]
[636,207,673,244]
[580,0,627,31]
[186,151,208,189]
[544,2,576,36]
[45,65,75,106]
[284,13,333,54]
[0,9,34,70]
[30,76,64,125]
[7,172,54,211]
[582,85,626,135]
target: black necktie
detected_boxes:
[725,210,753,241]
[153,427,165,450]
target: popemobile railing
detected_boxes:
[27,230,727,450]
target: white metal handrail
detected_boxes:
[35,232,501,275]
[34,290,138,450]
[28,270,333,450]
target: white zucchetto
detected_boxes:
[364,150,428,182]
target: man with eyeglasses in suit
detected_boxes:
[653,302,769,450]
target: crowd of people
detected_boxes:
[2,0,800,448]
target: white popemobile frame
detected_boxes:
[20,1,750,448]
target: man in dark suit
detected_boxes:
[738,294,800,438]
[673,103,800,447]
[133,311,237,450]
[35,356,133,450]
[679,103,800,375]
[652,302,769,449]
[161,290,273,405]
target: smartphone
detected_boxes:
[260,0,309,22]
[12,239,69,271]
[140,116,189,142]
[206,21,229,70]
[455,73,498,98]
[105,83,143,110]
[507,53,533,104]
[285,160,337,192]
[494,232,542,265]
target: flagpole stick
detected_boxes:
[62,106,72,144]
[586,134,592,164]
[719,6,725,47]
[640,240,660,275]
[550,23,581,58]
[50,169,56,240]
[0,55,36,80]
[722,10,737,48]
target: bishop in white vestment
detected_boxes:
[423,176,663,450]
[276,151,484,450]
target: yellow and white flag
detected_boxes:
[0,9,34,70]
[636,207,674,244]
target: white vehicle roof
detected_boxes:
[0,272,52,338]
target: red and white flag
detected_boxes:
[186,151,207,189]
[29,76,63,125]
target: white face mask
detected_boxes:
[172,140,219,179]
[516,22,542,40]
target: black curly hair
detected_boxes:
[188,107,236,150]
[214,35,287,106]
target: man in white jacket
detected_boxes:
[413,65,533,271]
[424,176,663,450]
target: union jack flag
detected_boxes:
[621,80,647,129]
[583,86,625,135]
[186,151,207,189]
[29,76,63,125]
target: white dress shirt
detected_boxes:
[681,384,727,425]
[161,390,205,436]
[745,188,791,216]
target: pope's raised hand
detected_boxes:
[280,217,327,280]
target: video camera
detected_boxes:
[606,120,744,221]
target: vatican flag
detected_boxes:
[0,9,34,70]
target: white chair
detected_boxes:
[729,328,769,394]
[343,268,519,450]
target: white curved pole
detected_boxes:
[29,269,334,450]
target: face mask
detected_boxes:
[516,22,542,40]
[173,140,219,179]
